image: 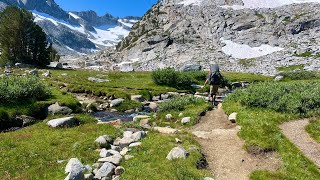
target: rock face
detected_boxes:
[83,0,320,75]
[47,117,76,128]
[166,146,190,160]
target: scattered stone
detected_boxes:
[65,158,85,180]
[95,136,109,148]
[274,75,284,81]
[112,175,120,180]
[139,118,150,126]
[131,95,145,102]
[120,147,129,156]
[141,123,152,130]
[88,77,109,83]
[47,117,76,128]
[28,69,39,77]
[175,138,183,143]
[125,128,140,133]
[228,112,238,123]
[111,145,121,152]
[131,131,145,142]
[48,102,73,115]
[110,109,118,112]
[153,127,177,134]
[166,146,190,160]
[165,114,173,120]
[119,137,135,148]
[181,117,191,124]
[125,109,135,113]
[133,115,150,122]
[129,142,142,147]
[160,93,170,100]
[113,137,121,146]
[92,163,103,170]
[49,62,63,69]
[124,155,134,160]
[123,131,133,138]
[114,166,125,176]
[152,96,160,101]
[42,70,51,77]
[148,102,158,112]
[94,162,116,179]
[102,135,113,143]
[110,99,124,107]
[98,155,122,165]
[84,174,93,180]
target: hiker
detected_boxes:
[203,64,223,103]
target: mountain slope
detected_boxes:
[88,0,320,75]
[0,0,139,55]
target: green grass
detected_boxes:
[223,102,320,179]
[276,65,305,72]
[306,119,320,143]
[238,58,256,68]
[294,51,313,57]
[0,115,119,179]
[221,72,273,82]
[120,131,211,179]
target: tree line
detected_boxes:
[0,6,59,67]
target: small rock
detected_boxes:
[124,155,134,160]
[133,115,150,122]
[131,131,146,142]
[48,102,73,115]
[110,99,124,107]
[112,175,120,180]
[111,145,121,152]
[228,112,237,123]
[166,146,190,160]
[120,147,129,156]
[95,136,109,148]
[181,117,191,124]
[123,131,133,138]
[88,77,109,83]
[131,95,145,102]
[129,142,141,147]
[274,75,284,81]
[153,127,177,134]
[42,70,51,77]
[119,137,135,148]
[113,137,121,146]
[84,174,93,180]
[94,162,115,179]
[175,138,182,143]
[148,102,158,112]
[139,118,150,126]
[204,177,215,180]
[28,69,38,77]
[47,117,76,128]
[114,166,125,176]
[98,155,122,165]
[165,114,173,120]
[65,158,85,180]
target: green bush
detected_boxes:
[158,96,206,112]
[151,68,197,90]
[0,76,51,104]
[225,81,320,115]
[278,71,318,80]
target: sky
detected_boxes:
[55,0,158,17]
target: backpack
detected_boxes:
[209,71,221,85]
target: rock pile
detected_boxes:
[64,128,147,180]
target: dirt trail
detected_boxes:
[280,119,320,168]
[192,105,281,180]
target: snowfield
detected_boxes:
[220,38,284,59]
[32,11,134,50]
[222,0,320,9]
[178,0,203,6]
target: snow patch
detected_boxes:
[220,38,283,59]
[221,0,320,9]
[178,0,203,6]
[69,12,81,19]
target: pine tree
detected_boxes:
[0,6,53,66]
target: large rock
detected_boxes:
[95,136,109,148]
[16,115,36,127]
[47,117,76,128]
[65,158,85,180]
[119,137,135,148]
[48,102,73,115]
[131,131,146,142]
[110,99,124,107]
[166,146,190,160]
[94,162,116,179]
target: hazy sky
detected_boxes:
[55,0,158,17]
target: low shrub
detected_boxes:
[158,96,206,112]
[225,81,320,115]
[0,76,51,104]
[278,70,318,80]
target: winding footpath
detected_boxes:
[280,119,320,168]
[191,105,281,180]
